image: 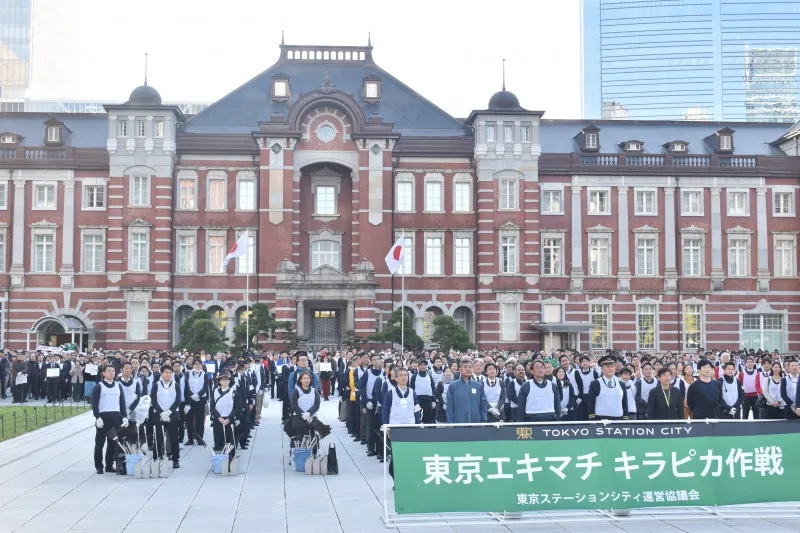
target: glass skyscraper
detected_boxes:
[582,0,800,122]
[0,0,32,99]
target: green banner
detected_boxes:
[390,421,800,514]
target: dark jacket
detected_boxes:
[445,378,489,423]
[289,386,320,429]
[210,386,239,422]
[646,386,685,420]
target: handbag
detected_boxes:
[327,443,338,475]
[312,454,324,475]
[305,454,314,475]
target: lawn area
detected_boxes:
[0,404,91,442]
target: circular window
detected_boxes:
[316,124,336,143]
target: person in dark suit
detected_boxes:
[44,354,61,403]
[279,354,296,421]
[646,367,684,420]
[28,354,43,400]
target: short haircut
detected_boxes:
[657,367,672,378]
[723,361,736,370]
[696,359,713,370]
[620,367,633,376]
[484,362,497,373]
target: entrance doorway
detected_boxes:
[310,309,341,351]
[29,315,89,351]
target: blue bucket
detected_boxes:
[212,454,227,474]
[125,454,143,477]
[294,448,312,472]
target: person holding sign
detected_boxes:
[11,353,28,404]
[587,354,629,421]
[45,354,62,404]
[315,353,333,401]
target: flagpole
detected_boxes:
[245,230,250,352]
[400,230,405,354]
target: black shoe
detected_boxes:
[105,466,115,473]
[379,457,385,463]
[352,436,360,442]
[360,439,367,445]
[367,452,376,457]
[186,441,194,446]
[173,461,180,469]
[96,468,104,474]
[240,444,248,450]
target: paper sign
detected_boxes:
[46,368,60,378]
[205,363,216,373]
[276,364,286,375]
[319,362,332,372]
[15,374,27,385]
[85,364,98,376]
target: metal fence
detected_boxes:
[0,403,91,441]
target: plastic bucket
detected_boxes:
[294,448,312,472]
[212,454,227,474]
[126,454,143,477]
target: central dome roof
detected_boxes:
[488,90,522,110]
[127,84,162,106]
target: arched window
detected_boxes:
[208,305,226,332]
[453,306,474,340]
[175,305,194,343]
[235,306,251,325]
[311,240,341,270]
[423,306,443,342]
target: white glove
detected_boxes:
[379,425,387,433]
[302,412,311,422]
[367,401,374,410]
[729,407,737,416]
[489,407,500,417]
[432,401,437,409]
[234,420,241,426]
[95,418,104,429]
[160,411,171,422]
[576,398,583,406]
[191,394,200,402]
[183,405,191,414]
[560,408,569,417]
[121,418,129,428]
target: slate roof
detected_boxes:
[539,119,790,156]
[180,46,470,137]
[0,113,108,147]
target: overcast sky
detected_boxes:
[39,0,581,119]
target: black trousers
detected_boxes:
[742,396,759,420]
[94,412,122,470]
[185,402,206,443]
[46,380,59,402]
[154,419,180,461]
[365,405,378,454]
[0,374,7,398]
[349,400,361,436]
[418,396,435,424]
[577,396,590,421]
[212,419,236,456]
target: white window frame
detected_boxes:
[32,182,57,210]
[314,184,337,216]
[499,234,518,275]
[540,185,564,215]
[541,232,564,276]
[46,125,60,143]
[0,227,6,272]
[772,187,795,217]
[587,187,611,215]
[681,189,703,216]
[727,233,751,277]
[127,299,149,342]
[453,174,472,213]
[0,182,7,210]
[453,232,472,276]
[206,230,226,274]
[521,125,531,142]
[395,232,414,276]
[635,234,658,276]
[585,132,598,149]
[773,234,796,278]
[236,230,256,274]
[588,233,611,276]
[424,174,444,213]
[500,302,520,342]
[681,233,705,277]
[128,226,150,272]
[498,178,519,211]
[82,182,106,210]
[424,232,444,276]
[176,170,197,211]
[206,170,227,211]
[273,80,289,98]
[719,134,732,151]
[311,240,342,270]
[589,302,611,349]
[634,188,657,216]
[80,229,105,274]
[726,189,750,217]
[486,124,496,143]
[683,301,704,350]
[176,229,198,274]
[636,301,658,351]
[117,120,128,138]
[395,174,415,213]
[129,175,150,207]
[154,120,164,138]
[365,81,380,99]
[236,171,257,211]
[31,228,56,273]
[503,124,513,143]
[135,120,145,138]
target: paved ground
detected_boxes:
[0,393,798,533]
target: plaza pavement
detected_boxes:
[0,394,798,533]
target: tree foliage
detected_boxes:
[233,302,288,353]
[174,309,228,354]
[430,315,474,353]
[283,327,308,351]
[341,329,364,352]
[368,309,423,350]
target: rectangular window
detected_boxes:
[207,234,225,274]
[425,181,442,212]
[396,181,413,212]
[636,237,656,276]
[728,238,748,276]
[0,183,6,209]
[208,175,226,210]
[34,184,56,209]
[683,304,702,350]
[720,135,732,151]
[499,179,518,210]
[425,236,443,275]
[237,178,256,210]
[742,314,784,352]
[365,81,379,99]
[588,189,609,214]
[589,237,610,275]
[727,191,748,215]
[177,234,196,274]
[135,120,145,137]
[82,233,104,273]
[237,232,255,274]
[397,235,414,275]
[635,190,656,215]
[33,233,55,273]
[500,236,518,274]
[454,236,471,275]
[503,125,513,142]
[542,237,562,276]
[83,185,105,209]
[128,301,148,341]
[179,178,196,209]
[585,132,598,149]
[486,125,496,142]
[453,182,471,212]
[0,231,5,272]
[541,189,562,214]
[775,238,795,277]
[154,120,164,138]
[315,185,336,215]
[637,303,656,350]
[273,80,288,98]
[683,238,702,276]
[130,176,149,206]
[117,121,127,137]
[500,303,519,341]
[521,126,531,142]
[774,191,794,216]
[46,126,60,143]
[681,190,703,215]
[590,304,609,349]
[130,230,148,272]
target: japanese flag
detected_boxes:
[384,236,405,275]
[222,230,249,270]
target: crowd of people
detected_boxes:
[3,345,799,477]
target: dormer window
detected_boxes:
[46,126,60,143]
[719,134,732,151]
[708,127,735,153]
[579,125,601,152]
[43,118,66,145]
[586,132,598,149]
[670,142,686,152]
[0,134,15,144]
[272,76,290,101]
[363,76,381,103]
[622,141,643,152]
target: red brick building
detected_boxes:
[1,42,799,353]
